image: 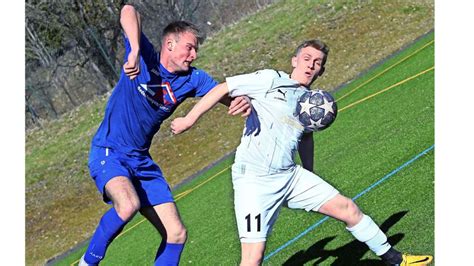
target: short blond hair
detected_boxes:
[162,21,201,43]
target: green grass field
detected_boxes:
[53,30,434,266]
[26,1,434,263]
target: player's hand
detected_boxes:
[171,117,193,134]
[228,96,252,117]
[123,50,140,80]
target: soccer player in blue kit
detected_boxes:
[171,40,433,265]
[79,5,252,266]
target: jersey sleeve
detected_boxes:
[190,69,219,97]
[123,32,158,66]
[226,69,276,98]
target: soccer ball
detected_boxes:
[295,89,337,132]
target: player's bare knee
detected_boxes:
[345,198,362,226]
[251,256,263,266]
[240,246,264,266]
[115,199,140,221]
[168,225,187,243]
[241,255,263,266]
[175,225,187,243]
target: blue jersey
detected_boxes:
[91,33,217,154]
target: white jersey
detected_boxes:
[226,69,307,175]
[227,70,338,243]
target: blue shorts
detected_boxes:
[88,145,174,206]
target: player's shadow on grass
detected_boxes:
[282,211,408,266]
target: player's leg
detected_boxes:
[132,156,186,265]
[139,203,187,266]
[232,165,290,266]
[317,194,363,226]
[318,194,393,255]
[287,166,432,265]
[81,176,140,265]
[80,146,140,265]
[241,242,266,266]
[318,194,432,265]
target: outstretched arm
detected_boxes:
[171,83,230,134]
[299,132,314,172]
[120,5,141,79]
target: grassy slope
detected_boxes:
[25,0,434,265]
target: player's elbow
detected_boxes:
[121,4,136,13]
[214,82,230,96]
[120,4,137,20]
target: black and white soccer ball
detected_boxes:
[295,89,337,132]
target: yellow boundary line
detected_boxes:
[174,166,231,200]
[339,66,434,112]
[337,40,434,102]
[70,55,434,266]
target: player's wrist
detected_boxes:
[185,114,198,126]
[129,47,140,57]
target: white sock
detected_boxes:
[78,255,87,266]
[346,214,391,256]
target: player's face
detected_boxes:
[168,31,198,73]
[291,46,325,87]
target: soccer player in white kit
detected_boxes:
[171,40,433,266]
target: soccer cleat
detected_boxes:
[388,254,433,266]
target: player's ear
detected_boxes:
[166,38,175,51]
[291,56,298,68]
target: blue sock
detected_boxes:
[154,242,185,266]
[84,207,127,264]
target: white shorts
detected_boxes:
[231,164,339,243]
